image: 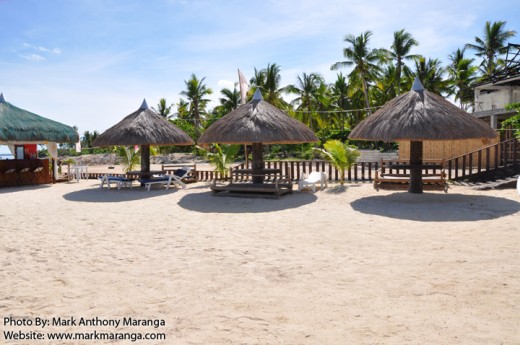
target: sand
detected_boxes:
[1,180,519,344]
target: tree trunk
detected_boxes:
[408,141,423,194]
[141,144,151,179]
[251,143,264,184]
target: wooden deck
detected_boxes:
[210,179,293,199]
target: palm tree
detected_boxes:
[410,57,449,95]
[284,72,325,130]
[153,98,173,118]
[331,31,383,114]
[383,29,419,96]
[197,144,240,179]
[329,73,351,129]
[250,63,289,109]
[180,74,213,137]
[447,48,478,110]
[116,146,141,173]
[313,140,360,185]
[217,85,241,113]
[465,21,516,78]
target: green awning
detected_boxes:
[0,93,78,144]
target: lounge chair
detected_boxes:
[298,171,327,192]
[139,175,173,191]
[169,167,192,189]
[99,174,134,190]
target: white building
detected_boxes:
[472,44,520,130]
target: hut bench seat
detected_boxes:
[374,159,448,192]
[139,175,173,191]
[210,178,293,199]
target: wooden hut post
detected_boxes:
[409,140,423,194]
[141,144,150,177]
[251,142,264,184]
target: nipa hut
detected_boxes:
[198,89,318,183]
[92,99,194,176]
[349,78,496,193]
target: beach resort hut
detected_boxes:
[92,99,194,178]
[349,78,497,194]
[198,89,318,184]
[0,93,79,187]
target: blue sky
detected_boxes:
[0,0,519,146]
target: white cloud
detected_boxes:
[20,54,45,62]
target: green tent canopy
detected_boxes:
[0,93,78,144]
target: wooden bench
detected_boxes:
[161,164,197,183]
[374,159,448,192]
[210,168,293,198]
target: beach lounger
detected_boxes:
[99,174,134,190]
[169,167,192,189]
[139,175,173,191]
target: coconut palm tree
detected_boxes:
[447,48,478,110]
[284,72,325,130]
[383,29,420,96]
[331,31,383,115]
[465,21,516,78]
[250,63,289,109]
[197,144,240,179]
[217,85,241,113]
[410,57,449,95]
[314,140,360,185]
[180,74,213,137]
[153,98,173,118]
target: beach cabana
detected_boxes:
[92,99,194,178]
[0,93,79,187]
[198,89,318,185]
[349,78,497,193]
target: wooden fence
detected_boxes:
[445,138,519,180]
[193,160,379,182]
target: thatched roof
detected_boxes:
[0,93,79,143]
[198,90,318,145]
[349,78,497,142]
[93,100,194,147]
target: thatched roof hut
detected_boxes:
[92,100,194,147]
[198,90,318,145]
[93,99,194,175]
[349,78,496,193]
[349,79,496,142]
[199,90,317,183]
[0,93,78,144]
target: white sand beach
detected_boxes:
[1,180,519,344]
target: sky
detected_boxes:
[0,0,519,151]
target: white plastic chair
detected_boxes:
[298,171,327,192]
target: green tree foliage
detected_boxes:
[180,74,213,137]
[197,144,240,178]
[466,21,516,78]
[314,140,360,185]
[501,102,520,139]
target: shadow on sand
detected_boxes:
[0,184,52,194]
[351,192,520,222]
[178,190,317,213]
[63,186,179,203]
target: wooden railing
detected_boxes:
[192,160,379,182]
[445,138,519,181]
